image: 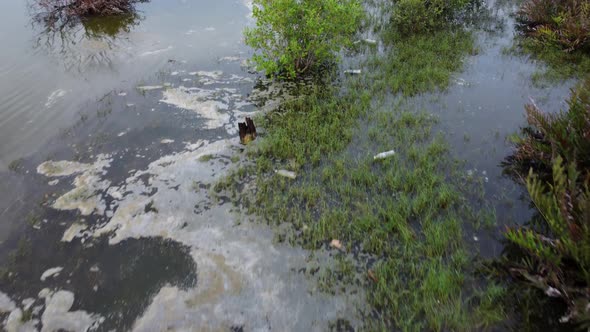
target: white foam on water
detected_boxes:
[37,160,92,177]
[40,267,63,282]
[0,291,16,313]
[37,155,113,216]
[5,308,38,332]
[34,73,361,330]
[41,290,103,332]
[78,139,364,330]
[137,85,164,91]
[139,46,173,57]
[160,87,231,130]
[45,89,67,108]
[218,56,241,62]
[61,223,88,243]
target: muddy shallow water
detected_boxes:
[0,0,576,331]
[0,0,363,330]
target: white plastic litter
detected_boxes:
[276,170,297,179]
[344,69,361,75]
[373,150,395,160]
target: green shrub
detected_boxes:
[505,158,590,327]
[504,77,590,183]
[504,78,590,327]
[518,0,590,52]
[244,0,363,79]
[390,0,470,37]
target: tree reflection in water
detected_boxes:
[28,0,148,72]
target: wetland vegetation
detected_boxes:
[0,0,589,330]
[217,0,590,330]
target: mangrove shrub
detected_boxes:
[518,0,590,52]
[244,0,363,79]
[505,78,590,327]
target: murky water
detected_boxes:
[0,0,577,330]
[0,1,363,331]
[424,0,572,257]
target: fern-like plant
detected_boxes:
[506,157,590,326]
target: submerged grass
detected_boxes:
[215,20,507,329]
[372,30,475,96]
[511,38,590,85]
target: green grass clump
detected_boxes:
[371,30,475,96]
[220,1,505,329]
[223,63,505,328]
[512,38,590,85]
[390,0,470,37]
[237,87,505,329]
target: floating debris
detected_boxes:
[373,150,395,160]
[367,270,378,283]
[344,69,361,75]
[455,78,467,86]
[238,117,257,144]
[545,287,562,298]
[276,170,297,179]
[354,39,377,45]
[330,239,343,250]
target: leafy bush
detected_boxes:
[504,78,590,326]
[244,0,363,79]
[390,0,470,37]
[518,0,590,52]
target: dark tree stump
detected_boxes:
[238,117,257,144]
